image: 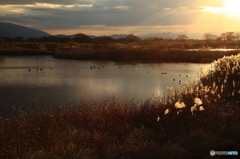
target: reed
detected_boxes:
[0,49,51,56]
[53,48,239,63]
[0,54,240,159]
[1,42,239,63]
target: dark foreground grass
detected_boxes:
[0,54,240,159]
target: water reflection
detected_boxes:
[0,56,211,117]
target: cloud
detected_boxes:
[1,0,238,36]
[0,0,91,5]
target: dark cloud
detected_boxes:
[0,0,224,8]
[0,0,91,5]
[0,0,226,33]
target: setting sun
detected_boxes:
[223,0,240,17]
[204,0,240,18]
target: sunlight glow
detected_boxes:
[203,0,240,18]
[223,0,240,17]
[35,3,93,8]
[0,3,92,11]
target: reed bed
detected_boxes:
[1,42,239,63]
[0,49,51,56]
[0,54,240,159]
[53,48,239,63]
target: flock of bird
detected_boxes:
[28,68,52,71]
[28,63,189,85]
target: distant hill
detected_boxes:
[0,22,203,40]
[139,32,203,39]
[110,34,128,39]
[0,22,50,38]
[55,34,97,39]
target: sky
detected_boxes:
[0,0,240,38]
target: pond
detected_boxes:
[0,56,211,117]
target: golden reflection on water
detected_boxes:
[0,56,211,109]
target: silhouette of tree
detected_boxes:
[93,37,113,50]
[202,33,217,47]
[203,33,217,42]
[221,32,235,43]
[14,36,24,42]
[74,33,92,43]
[0,38,5,44]
[235,32,240,45]
[125,34,141,42]
[176,34,188,43]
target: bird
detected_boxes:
[90,65,93,69]
[28,69,31,71]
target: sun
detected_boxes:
[223,0,240,17]
[203,0,240,18]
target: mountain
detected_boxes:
[110,34,128,39]
[55,34,97,39]
[0,22,203,39]
[0,22,50,38]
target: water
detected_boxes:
[0,56,211,117]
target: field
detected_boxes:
[0,53,239,158]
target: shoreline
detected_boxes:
[1,48,239,63]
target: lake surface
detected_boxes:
[0,56,211,117]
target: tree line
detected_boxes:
[1,32,240,49]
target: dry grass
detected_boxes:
[1,42,239,63]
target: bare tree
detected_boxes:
[235,32,240,44]
[220,32,235,43]
[176,34,188,43]
[203,33,217,41]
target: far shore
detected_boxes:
[1,48,239,63]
